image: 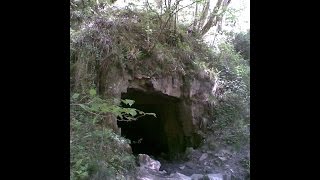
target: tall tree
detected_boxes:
[199,0,231,36]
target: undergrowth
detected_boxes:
[70,3,250,178]
[70,89,155,180]
[207,35,250,151]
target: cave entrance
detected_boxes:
[118,89,186,160]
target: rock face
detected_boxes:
[99,65,216,157]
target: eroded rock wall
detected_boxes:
[99,66,215,154]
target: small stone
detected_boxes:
[229,168,234,173]
[199,153,208,161]
[190,174,204,180]
[186,147,195,154]
[221,149,231,155]
[179,166,185,170]
[218,156,227,161]
[207,150,214,154]
[204,166,212,173]
[202,175,210,180]
[138,154,161,171]
[176,172,191,179]
[207,173,223,180]
[208,142,216,150]
[186,162,194,168]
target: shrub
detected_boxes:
[70,88,155,180]
[209,39,250,150]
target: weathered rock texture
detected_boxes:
[99,65,215,157]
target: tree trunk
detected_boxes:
[200,0,231,36]
[192,2,198,31]
[197,0,210,31]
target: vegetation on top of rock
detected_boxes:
[70,0,249,179]
[70,0,238,93]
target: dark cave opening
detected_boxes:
[118,89,186,160]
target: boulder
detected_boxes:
[138,154,161,171]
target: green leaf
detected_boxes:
[121,99,135,106]
[75,159,83,167]
[128,109,137,116]
[92,116,99,124]
[100,103,111,112]
[72,93,80,99]
[111,106,123,118]
[111,105,121,113]
[89,89,96,96]
[118,113,123,119]
[83,133,92,138]
[90,103,100,112]
[81,171,88,177]
[79,104,88,110]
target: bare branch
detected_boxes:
[197,0,210,31]
[200,0,231,36]
[174,1,197,14]
[146,0,162,22]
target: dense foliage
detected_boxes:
[71,88,156,179]
[70,89,134,179]
[210,30,250,149]
[70,0,249,179]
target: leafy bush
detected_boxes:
[233,30,250,60]
[70,89,155,180]
[70,1,250,178]
[208,37,250,150]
